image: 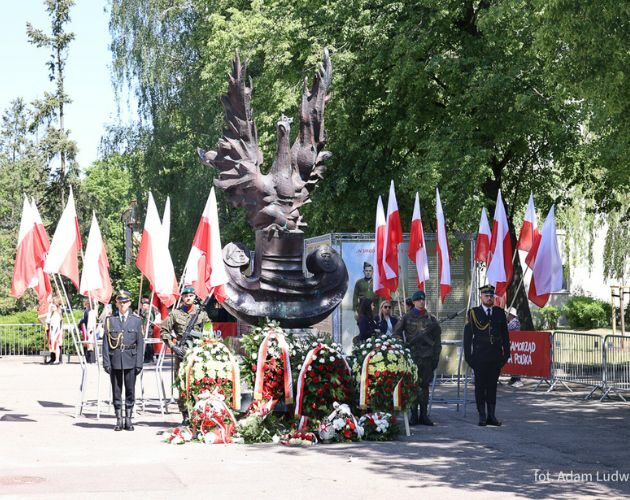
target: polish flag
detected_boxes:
[408,192,429,290]
[475,207,491,264]
[517,192,539,252]
[183,188,229,301]
[436,189,452,303]
[487,190,513,298]
[136,193,179,307]
[528,205,563,308]
[44,188,83,288]
[11,196,39,298]
[372,196,389,299]
[382,180,402,292]
[30,199,52,316]
[80,213,112,305]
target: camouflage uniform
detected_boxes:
[394,307,442,422]
[160,305,210,412]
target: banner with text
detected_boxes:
[501,330,552,378]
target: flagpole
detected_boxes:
[508,265,530,310]
[137,274,144,312]
[175,262,188,308]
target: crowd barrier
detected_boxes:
[601,335,630,401]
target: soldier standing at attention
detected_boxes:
[160,286,210,425]
[352,262,377,317]
[102,290,144,431]
[394,290,442,426]
[464,284,511,427]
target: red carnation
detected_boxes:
[318,364,324,372]
[375,371,381,377]
[343,429,351,439]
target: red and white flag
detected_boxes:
[487,190,513,298]
[44,188,83,288]
[80,213,112,305]
[528,205,563,308]
[183,188,229,301]
[372,196,389,299]
[475,207,491,264]
[408,192,429,290]
[517,192,539,252]
[436,188,452,303]
[30,199,52,316]
[382,180,403,293]
[11,196,39,298]
[136,193,179,307]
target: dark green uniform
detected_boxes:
[394,307,442,421]
[160,304,210,412]
[352,278,377,313]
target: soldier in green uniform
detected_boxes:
[394,290,442,426]
[160,286,210,425]
[102,290,144,432]
[352,262,378,317]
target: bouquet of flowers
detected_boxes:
[177,338,241,415]
[234,399,286,444]
[279,429,318,447]
[358,412,399,441]
[163,426,194,445]
[352,335,418,412]
[294,342,354,420]
[318,402,363,443]
[240,321,294,405]
[190,390,238,444]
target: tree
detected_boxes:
[27,0,78,214]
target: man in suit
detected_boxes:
[102,290,144,431]
[464,284,511,427]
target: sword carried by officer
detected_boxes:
[171,295,213,360]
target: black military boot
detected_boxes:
[477,403,487,426]
[419,403,434,426]
[124,408,134,431]
[486,403,502,426]
[47,352,56,364]
[114,409,123,431]
[181,410,190,427]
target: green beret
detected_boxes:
[182,286,196,295]
[411,290,426,301]
[479,284,495,295]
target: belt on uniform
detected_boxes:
[120,343,137,351]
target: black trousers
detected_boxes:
[473,363,501,407]
[416,360,435,406]
[110,369,137,410]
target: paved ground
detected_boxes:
[1,356,629,499]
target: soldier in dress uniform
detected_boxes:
[160,286,210,425]
[394,290,442,426]
[464,284,511,426]
[102,290,144,431]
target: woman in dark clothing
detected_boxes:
[376,300,399,335]
[357,298,379,341]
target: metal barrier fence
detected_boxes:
[602,335,630,401]
[0,323,74,357]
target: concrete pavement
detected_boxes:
[1,356,629,499]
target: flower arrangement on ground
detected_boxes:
[240,320,293,406]
[234,399,286,444]
[177,337,241,415]
[294,342,354,420]
[163,426,194,445]
[358,412,399,441]
[279,429,318,446]
[352,335,418,412]
[318,402,363,442]
[190,390,238,444]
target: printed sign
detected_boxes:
[501,330,552,378]
[213,322,238,338]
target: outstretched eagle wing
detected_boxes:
[198,53,266,216]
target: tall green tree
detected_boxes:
[27,0,78,215]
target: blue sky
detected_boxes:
[0,1,129,167]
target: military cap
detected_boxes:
[479,284,495,295]
[115,290,132,302]
[363,261,373,269]
[141,297,150,304]
[182,286,196,295]
[411,290,426,301]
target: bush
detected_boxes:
[0,310,40,324]
[563,296,610,329]
[539,306,561,330]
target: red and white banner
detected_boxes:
[30,199,52,316]
[435,188,451,303]
[212,322,237,338]
[408,192,429,290]
[44,188,83,288]
[501,330,552,378]
[475,207,491,264]
[527,205,563,308]
[382,180,402,292]
[136,193,179,307]
[80,213,112,305]
[11,197,40,298]
[372,196,389,299]
[517,192,539,252]
[487,190,513,297]
[183,188,229,302]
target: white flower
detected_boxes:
[362,350,367,355]
[252,353,257,360]
[312,357,318,363]
[329,356,336,362]
[332,418,345,430]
